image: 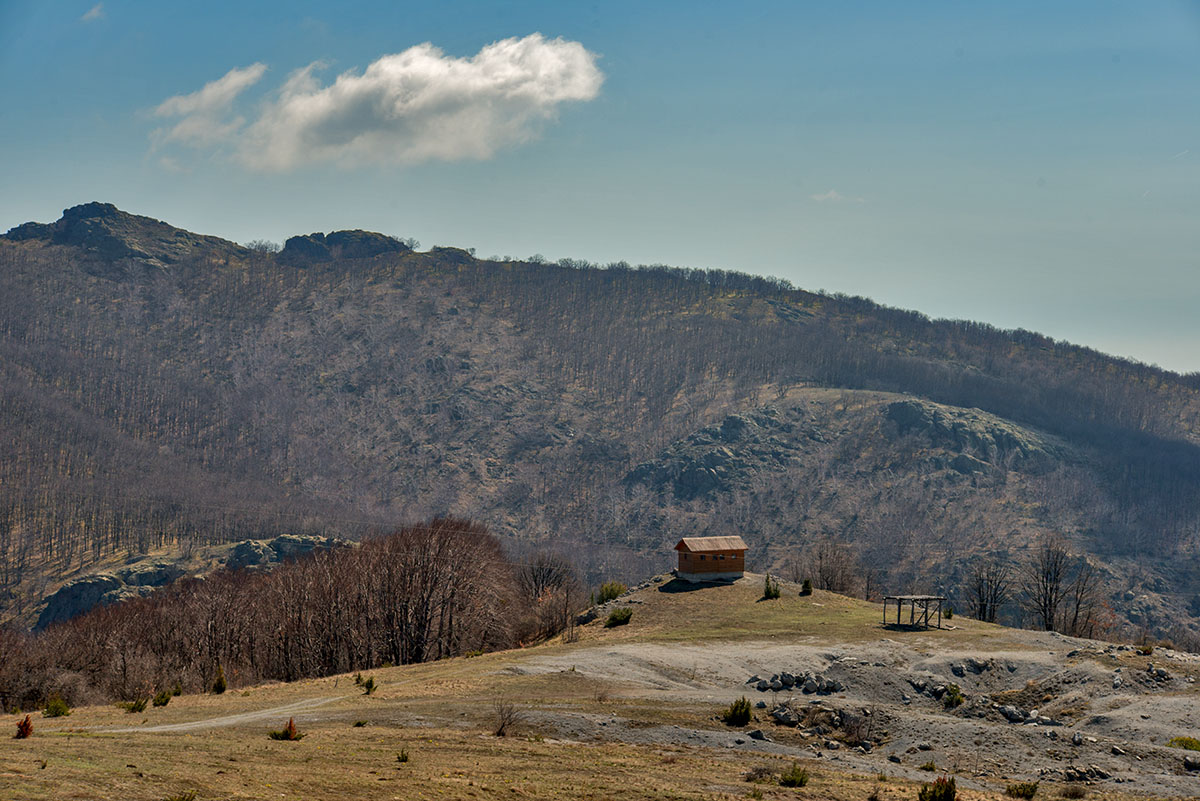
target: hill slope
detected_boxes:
[2,203,1200,635]
[9,576,1200,800]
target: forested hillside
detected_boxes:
[3,203,1200,638]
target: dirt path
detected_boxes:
[99,695,344,733]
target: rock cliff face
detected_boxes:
[34,535,350,629]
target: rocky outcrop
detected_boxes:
[625,408,815,500]
[116,560,186,587]
[36,573,126,629]
[34,535,352,629]
[885,399,1064,474]
[279,230,410,264]
[269,533,350,561]
[3,202,245,269]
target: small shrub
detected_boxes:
[1136,644,1154,656]
[152,689,172,707]
[763,574,781,600]
[943,683,965,709]
[268,717,304,741]
[44,695,70,718]
[15,715,32,739]
[353,720,368,727]
[800,579,813,596]
[492,699,524,737]
[1006,782,1039,799]
[1059,786,1087,799]
[211,664,227,694]
[353,672,363,686]
[1168,736,1200,751]
[722,696,753,726]
[605,607,633,627]
[919,760,938,772]
[162,793,198,801]
[597,581,627,603]
[120,698,148,713]
[362,676,377,695]
[917,776,956,801]
[744,766,775,783]
[944,606,954,620]
[868,786,882,801]
[397,749,409,763]
[748,788,764,800]
[171,683,182,697]
[464,649,484,658]
[779,762,809,788]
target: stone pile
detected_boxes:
[746,671,846,694]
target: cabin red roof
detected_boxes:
[673,536,748,553]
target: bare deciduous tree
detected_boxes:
[1021,538,1069,631]
[966,559,1010,623]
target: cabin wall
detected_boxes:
[677,550,745,574]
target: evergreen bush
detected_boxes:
[721,696,753,726]
[605,607,633,627]
[779,762,809,787]
[43,695,70,717]
[211,664,227,694]
[598,582,627,603]
[268,717,304,741]
[918,776,956,801]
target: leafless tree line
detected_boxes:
[0,519,581,712]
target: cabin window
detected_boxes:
[699,555,706,560]
[718,554,725,560]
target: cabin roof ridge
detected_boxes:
[673,535,748,552]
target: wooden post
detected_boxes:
[936,600,942,629]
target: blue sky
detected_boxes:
[3,1,1200,372]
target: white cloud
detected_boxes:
[152,63,267,148]
[81,3,104,22]
[150,34,603,172]
[810,189,865,204]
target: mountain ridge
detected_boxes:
[2,202,1199,641]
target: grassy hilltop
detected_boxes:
[6,576,1200,800]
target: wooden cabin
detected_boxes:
[673,536,748,582]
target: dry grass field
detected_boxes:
[4,576,1197,800]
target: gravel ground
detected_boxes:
[513,633,1200,796]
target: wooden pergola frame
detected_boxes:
[883,595,946,629]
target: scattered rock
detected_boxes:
[998,705,1026,723]
[748,729,768,741]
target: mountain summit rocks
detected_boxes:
[3,202,245,269]
[279,230,411,264]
